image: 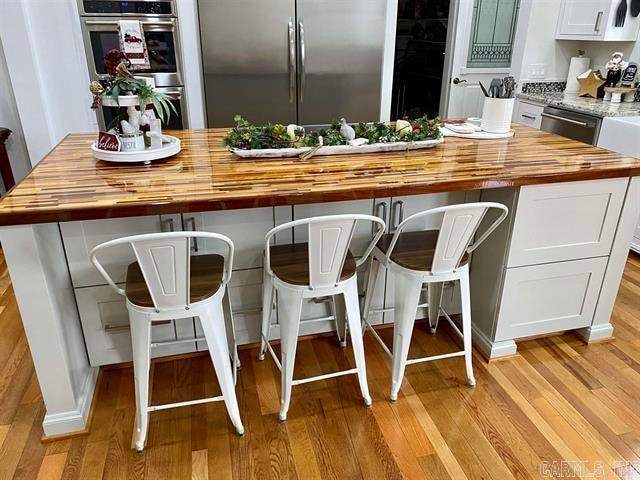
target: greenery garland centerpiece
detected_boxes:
[223,115,442,150]
[89,50,176,130]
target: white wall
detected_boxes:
[0,39,31,188]
[520,0,640,83]
[0,0,95,167]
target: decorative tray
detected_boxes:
[229,137,444,159]
[92,135,181,164]
[441,128,515,140]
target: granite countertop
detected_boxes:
[517,92,640,118]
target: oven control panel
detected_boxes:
[80,1,174,16]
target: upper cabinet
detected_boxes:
[556,0,640,41]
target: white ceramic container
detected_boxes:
[481,98,515,134]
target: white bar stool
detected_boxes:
[259,214,386,421]
[90,231,244,452]
[362,203,508,401]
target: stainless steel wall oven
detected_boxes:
[78,0,188,129]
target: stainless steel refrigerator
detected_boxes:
[198,0,387,127]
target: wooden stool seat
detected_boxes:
[126,254,225,307]
[269,242,357,285]
[376,230,470,272]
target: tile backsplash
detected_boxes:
[521,82,567,94]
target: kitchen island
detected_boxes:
[1,125,639,436]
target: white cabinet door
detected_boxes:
[383,191,481,323]
[556,0,609,37]
[508,179,627,267]
[61,215,179,288]
[495,257,607,341]
[183,208,274,271]
[513,100,544,130]
[75,285,197,366]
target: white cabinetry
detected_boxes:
[75,285,196,366]
[507,178,627,266]
[513,100,544,130]
[632,221,640,253]
[471,178,628,358]
[60,214,179,287]
[494,257,607,341]
[556,0,640,41]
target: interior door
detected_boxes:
[296,0,386,125]
[198,0,297,127]
[443,0,526,119]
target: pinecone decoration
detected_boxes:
[89,81,104,96]
[115,61,134,79]
[104,49,121,76]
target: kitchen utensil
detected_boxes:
[489,78,502,98]
[503,76,516,98]
[632,0,640,17]
[478,81,489,98]
[299,137,323,160]
[615,0,627,27]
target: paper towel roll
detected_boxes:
[565,56,591,93]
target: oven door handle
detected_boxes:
[541,113,589,127]
[84,20,175,27]
[156,90,183,99]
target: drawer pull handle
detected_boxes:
[521,114,537,120]
[104,323,130,333]
[162,218,175,232]
[185,217,199,252]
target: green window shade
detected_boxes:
[467,0,521,68]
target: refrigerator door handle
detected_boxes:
[288,19,296,104]
[298,19,306,103]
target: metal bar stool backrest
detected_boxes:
[385,203,509,274]
[265,214,386,289]
[90,231,234,311]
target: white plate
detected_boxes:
[229,137,444,159]
[92,135,181,164]
[442,127,515,139]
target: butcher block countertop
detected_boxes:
[1,125,640,226]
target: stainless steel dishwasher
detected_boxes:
[540,106,602,145]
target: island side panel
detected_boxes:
[579,176,640,342]
[0,223,98,436]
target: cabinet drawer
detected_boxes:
[185,207,274,270]
[61,215,173,288]
[495,257,607,341]
[508,179,627,267]
[75,285,197,366]
[195,268,265,348]
[513,101,543,130]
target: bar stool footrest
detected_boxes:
[147,395,224,412]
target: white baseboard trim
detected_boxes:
[42,366,99,437]
[575,323,614,343]
[472,325,518,360]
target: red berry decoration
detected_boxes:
[104,49,122,76]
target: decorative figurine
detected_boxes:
[605,52,629,87]
[577,70,607,98]
[339,118,356,141]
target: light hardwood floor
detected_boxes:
[1,251,640,479]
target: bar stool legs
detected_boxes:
[277,288,304,421]
[427,282,444,334]
[342,277,372,406]
[129,311,151,452]
[389,272,423,402]
[259,269,275,361]
[198,302,246,436]
[459,265,476,387]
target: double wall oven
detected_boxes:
[78,0,188,129]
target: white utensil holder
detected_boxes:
[481,97,515,134]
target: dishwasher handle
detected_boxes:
[540,112,589,128]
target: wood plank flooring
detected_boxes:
[1,251,640,479]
